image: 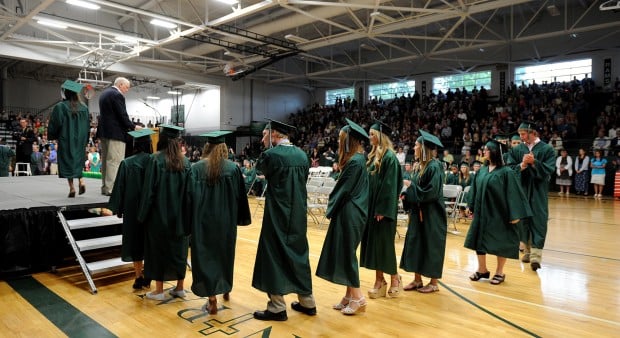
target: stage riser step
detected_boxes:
[86,258,132,273]
[76,235,122,251]
[67,216,122,230]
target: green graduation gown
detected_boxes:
[316,153,369,287]
[251,143,312,295]
[137,153,191,281]
[188,159,251,297]
[0,145,15,177]
[47,100,90,179]
[108,152,150,262]
[360,149,403,275]
[463,166,532,259]
[242,165,256,192]
[400,159,447,279]
[506,141,556,248]
[446,173,459,185]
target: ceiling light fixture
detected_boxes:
[66,0,100,10]
[146,96,160,100]
[216,0,239,4]
[151,19,177,29]
[546,5,560,16]
[224,50,244,58]
[115,35,138,43]
[370,11,395,24]
[360,43,376,51]
[167,90,181,95]
[284,34,309,43]
[37,19,68,29]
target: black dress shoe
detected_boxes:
[291,301,317,316]
[253,310,288,321]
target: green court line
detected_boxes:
[8,276,117,338]
[438,280,541,338]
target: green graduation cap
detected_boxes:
[128,128,155,140]
[460,161,470,168]
[265,119,296,135]
[160,124,184,137]
[417,129,444,149]
[486,139,508,153]
[511,133,521,141]
[342,118,369,140]
[518,122,536,131]
[370,119,392,135]
[200,130,233,144]
[61,80,84,93]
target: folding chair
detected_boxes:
[252,182,268,218]
[443,184,462,234]
[396,199,409,239]
[455,185,471,224]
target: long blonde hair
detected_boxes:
[415,142,434,180]
[338,130,362,169]
[366,129,394,175]
[158,135,185,172]
[202,142,228,185]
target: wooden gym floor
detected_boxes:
[1,194,619,337]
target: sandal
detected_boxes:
[469,271,490,281]
[417,284,439,293]
[79,184,86,195]
[403,281,423,291]
[341,297,366,315]
[387,275,403,297]
[490,274,505,285]
[332,297,351,310]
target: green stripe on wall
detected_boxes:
[8,277,116,338]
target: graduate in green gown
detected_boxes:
[360,120,404,299]
[0,138,15,177]
[252,120,315,322]
[241,159,256,193]
[108,128,154,290]
[506,122,556,271]
[47,80,90,197]
[316,118,369,315]
[400,130,447,293]
[445,163,459,185]
[188,131,251,315]
[137,124,191,301]
[464,140,532,285]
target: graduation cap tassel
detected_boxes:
[345,132,350,153]
[500,145,504,165]
[268,124,273,149]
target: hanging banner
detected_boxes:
[603,58,611,86]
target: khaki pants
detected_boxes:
[100,138,125,195]
[267,293,315,313]
[50,163,58,175]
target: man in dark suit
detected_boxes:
[13,118,36,164]
[98,77,139,195]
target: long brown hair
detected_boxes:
[338,130,362,169]
[366,129,394,174]
[202,142,228,185]
[415,142,434,180]
[158,135,185,172]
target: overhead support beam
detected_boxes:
[211,24,298,50]
[0,0,55,41]
[230,50,300,81]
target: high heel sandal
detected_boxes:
[403,281,423,291]
[332,297,351,310]
[68,190,76,198]
[341,297,366,315]
[201,298,218,314]
[388,275,403,298]
[79,185,86,195]
[368,281,387,299]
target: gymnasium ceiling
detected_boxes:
[0,0,619,90]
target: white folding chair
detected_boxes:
[306,185,325,225]
[455,185,471,224]
[443,184,463,234]
[14,162,32,176]
[252,182,268,218]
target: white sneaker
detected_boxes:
[145,292,166,301]
[169,289,187,298]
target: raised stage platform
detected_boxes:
[0,176,111,279]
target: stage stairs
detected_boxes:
[57,209,131,294]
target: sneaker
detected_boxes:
[145,292,166,301]
[169,289,187,298]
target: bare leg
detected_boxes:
[133,261,143,279]
[373,270,385,289]
[154,281,164,294]
[175,279,184,291]
[496,256,507,276]
[476,254,488,273]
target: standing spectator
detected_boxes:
[549,131,563,154]
[98,77,139,196]
[590,149,607,198]
[316,119,369,315]
[13,118,36,164]
[507,122,555,271]
[88,146,101,172]
[396,147,406,167]
[0,138,15,177]
[252,120,316,322]
[555,149,573,194]
[48,143,58,175]
[137,124,191,300]
[465,139,531,285]
[309,147,320,167]
[30,144,45,175]
[574,148,590,196]
[47,80,90,197]
[360,120,403,300]
[400,130,446,293]
[188,131,251,314]
[108,128,154,290]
